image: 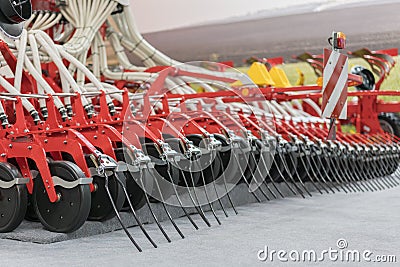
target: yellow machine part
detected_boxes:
[247,62,275,86]
[295,68,305,86]
[269,67,292,88]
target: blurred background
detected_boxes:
[130,0,400,64]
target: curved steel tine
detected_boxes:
[297,143,330,194]
[356,148,388,190]
[274,151,303,197]
[346,151,376,192]
[146,166,185,239]
[309,144,341,192]
[174,160,212,227]
[319,147,350,193]
[232,151,262,203]
[304,150,335,194]
[352,151,383,191]
[248,151,272,201]
[339,149,369,192]
[254,142,281,199]
[166,162,199,230]
[369,152,396,188]
[378,148,399,186]
[325,149,358,193]
[104,173,143,252]
[207,157,230,217]
[193,161,221,225]
[329,144,365,192]
[216,153,239,214]
[284,150,313,197]
[335,150,365,192]
[366,153,393,189]
[137,169,172,243]
[258,152,282,199]
[114,173,159,246]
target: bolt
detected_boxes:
[9,144,12,148]
[0,153,5,157]
[63,140,67,144]
[44,139,48,143]
[27,146,32,150]
[56,193,62,202]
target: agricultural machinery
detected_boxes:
[0,0,398,252]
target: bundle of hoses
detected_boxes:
[18,0,321,120]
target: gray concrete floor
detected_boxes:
[1,183,399,266]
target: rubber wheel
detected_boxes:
[25,193,39,222]
[378,113,400,137]
[115,149,147,211]
[143,142,180,200]
[0,163,27,233]
[185,134,220,186]
[166,137,201,187]
[33,161,91,233]
[87,154,126,221]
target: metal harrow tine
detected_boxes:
[367,155,393,189]
[104,172,142,252]
[319,147,351,193]
[350,149,381,191]
[166,162,199,230]
[174,160,212,227]
[192,162,221,225]
[329,144,364,192]
[148,166,185,239]
[259,152,285,198]
[232,152,262,203]
[347,151,376,192]
[206,150,231,216]
[377,150,399,186]
[380,150,400,184]
[207,159,230,217]
[248,151,272,201]
[323,149,358,193]
[216,153,239,214]
[137,169,172,243]
[369,154,395,188]
[304,149,335,194]
[114,174,159,247]
[276,151,307,197]
[355,151,385,190]
[336,151,365,192]
[283,151,313,197]
[338,148,369,192]
[297,144,330,194]
[309,144,342,193]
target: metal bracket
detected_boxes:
[0,178,29,189]
[52,176,93,189]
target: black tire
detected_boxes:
[378,113,400,137]
[0,163,28,233]
[33,161,91,233]
[115,149,148,211]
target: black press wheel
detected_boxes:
[0,163,28,233]
[33,161,91,233]
[115,149,148,211]
[378,113,400,137]
[88,171,126,221]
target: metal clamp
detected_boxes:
[0,178,29,189]
[52,176,93,189]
